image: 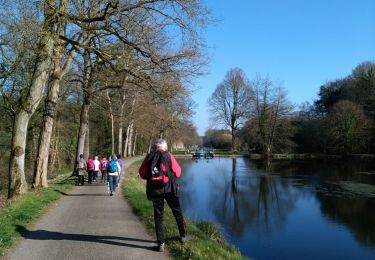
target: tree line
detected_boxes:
[0,0,207,199]
[206,62,375,156]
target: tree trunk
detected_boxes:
[84,123,90,158]
[132,130,137,156]
[8,1,56,198]
[118,124,123,155]
[110,112,114,155]
[33,66,62,188]
[118,92,126,156]
[75,96,90,164]
[127,120,134,157]
[48,123,58,172]
[123,123,130,157]
[106,89,115,155]
[32,0,71,189]
[32,105,55,188]
[123,98,136,157]
[231,128,236,151]
[30,127,39,170]
[74,50,94,173]
[33,24,88,187]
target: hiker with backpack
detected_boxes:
[139,139,187,252]
[107,155,121,196]
[100,156,109,183]
[86,155,95,184]
[76,154,87,186]
[93,156,100,182]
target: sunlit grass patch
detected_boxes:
[0,173,75,256]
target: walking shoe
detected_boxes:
[180,236,187,243]
[110,192,113,196]
[158,243,165,252]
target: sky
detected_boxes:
[192,0,375,135]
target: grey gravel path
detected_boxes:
[7,157,171,260]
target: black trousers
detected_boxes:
[151,192,186,244]
[101,170,107,182]
[87,170,93,184]
[77,174,84,185]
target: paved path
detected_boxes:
[7,158,171,260]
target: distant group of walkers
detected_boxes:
[76,154,123,196]
[75,139,187,252]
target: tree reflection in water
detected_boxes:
[206,158,297,237]
[178,157,375,258]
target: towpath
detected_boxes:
[7,157,170,260]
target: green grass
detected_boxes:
[339,181,375,197]
[0,173,76,256]
[170,150,190,155]
[122,160,248,260]
[212,150,239,155]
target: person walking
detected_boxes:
[76,154,86,186]
[139,139,187,252]
[93,156,100,182]
[107,155,121,196]
[116,154,123,185]
[100,156,109,183]
[86,155,95,184]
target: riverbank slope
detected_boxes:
[122,160,247,260]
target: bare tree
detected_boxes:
[106,88,115,155]
[118,89,126,156]
[6,0,210,197]
[208,68,253,151]
[32,1,93,188]
[8,0,57,197]
[243,75,294,157]
[74,49,99,163]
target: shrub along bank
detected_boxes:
[122,160,247,260]
[0,174,76,256]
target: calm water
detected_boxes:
[177,158,375,260]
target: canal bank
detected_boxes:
[122,160,247,260]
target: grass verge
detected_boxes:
[0,173,76,256]
[122,160,248,260]
[212,150,239,155]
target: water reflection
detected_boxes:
[180,158,297,236]
[178,158,375,260]
[319,195,375,247]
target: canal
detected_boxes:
[177,157,375,260]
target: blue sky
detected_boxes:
[192,0,375,135]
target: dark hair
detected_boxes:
[80,154,84,159]
[150,144,157,153]
[117,154,121,159]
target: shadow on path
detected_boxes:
[16,226,156,251]
[53,189,111,196]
